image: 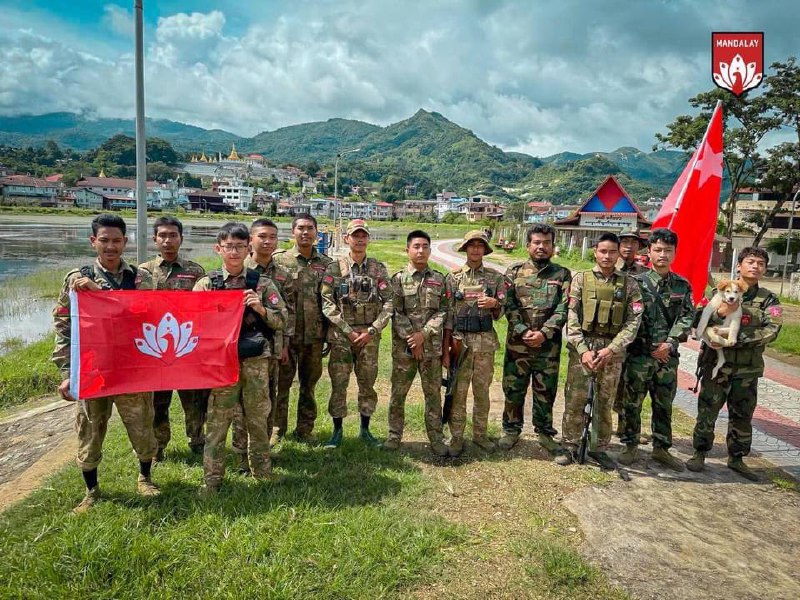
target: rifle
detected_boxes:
[441,336,467,424]
[577,348,598,465]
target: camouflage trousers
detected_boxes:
[203,357,271,487]
[233,358,278,456]
[692,367,758,458]
[152,388,209,451]
[621,354,678,449]
[501,348,560,437]
[76,392,156,471]
[449,348,495,441]
[562,340,624,450]
[276,342,324,436]
[328,334,380,419]
[388,345,443,443]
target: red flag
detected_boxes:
[70,290,244,400]
[652,101,724,305]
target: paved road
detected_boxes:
[431,238,800,479]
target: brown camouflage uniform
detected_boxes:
[563,266,642,451]
[444,264,507,444]
[232,255,296,456]
[138,254,209,453]
[273,247,332,436]
[52,258,157,471]
[193,268,287,487]
[320,255,393,418]
[388,264,449,444]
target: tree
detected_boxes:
[503,200,526,222]
[655,88,781,236]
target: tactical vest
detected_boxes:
[335,257,381,326]
[723,286,773,369]
[80,265,137,290]
[581,271,627,336]
[210,269,272,359]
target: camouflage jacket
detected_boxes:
[699,284,782,376]
[629,269,694,356]
[273,246,332,345]
[52,258,154,377]
[244,255,297,356]
[567,266,643,356]
[444,263,508,353]
[504,258,571,358]
[320,254,393,342]
[138,254,206,290]
[193,266,287,359]
[390,263,448,357]
[616,258,650,276]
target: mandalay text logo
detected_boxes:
[135,313,199,363]
[712,32,764,97]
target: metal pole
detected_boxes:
[779,190,800,296]
[334,153,340,248]
[134,0,147,264]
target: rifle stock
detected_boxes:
[442,336,465,424]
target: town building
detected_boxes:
[393,199,438,220]
[461,195,505,222]
[0,175,60,206]
[212,176,254,211]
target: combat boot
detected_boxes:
[472,436,496,451]
[686,451,706,472]
[236,454,251,475]
[430,440,449,457]
[290,430,318,445]
[323,429,343,449]
[617,444,638,466]
[727,456,759,482]
[360,427,382,448]
[651,447,685,472]
[136,475,161,497]
[498,433,519,450]
[587,450,616,471]
[448,438,464,457]
[537,433,562,455]
[382,437,402,452]
[154,447,166,463]
[73,487,101,514]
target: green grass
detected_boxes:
[772,323,800,356]
[0,338,61,410]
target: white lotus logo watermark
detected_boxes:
[135,313,198,362]
[713,53,762,96]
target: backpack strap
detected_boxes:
[209,269,225,290]
[244,268,261,291]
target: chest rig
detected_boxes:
[453,270,495,333]
[335,257,381,326]
[581,272,627,336]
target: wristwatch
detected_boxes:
[367,326,377,336]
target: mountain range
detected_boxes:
[0,110,687,203]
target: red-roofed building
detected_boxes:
[0,175,59,206]
[45,174,64,183]
[77,176,158,195]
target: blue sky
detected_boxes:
[0,1,796,155]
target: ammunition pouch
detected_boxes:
[210,268,272,359]
[455,304,493,333]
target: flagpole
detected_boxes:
[134,0,147,264]
[667,100,723,230]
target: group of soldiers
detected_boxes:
[52,213,783,512]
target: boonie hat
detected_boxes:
[457,230,493,254]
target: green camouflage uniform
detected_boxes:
[692,285,782,458]
[320,255,393,419]
[563,266,643,450]
[502,258,571,437]
[273,247,333,436]
[613,258,650,423]
[52,258,157,471]
[388,264,449,444]
[138,254,209,453]
[444,264,507,443]
[193,268,287,486]
[621,270,694,449]
[232,255,296,455]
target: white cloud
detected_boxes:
[103,4,133,39]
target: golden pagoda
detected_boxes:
[199,152,209,163]
[227,143,241,161]
[98,168,106,177]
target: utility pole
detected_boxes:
[134,0,147,264]
[779,189,800,297]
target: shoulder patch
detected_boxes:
[767,305,782,318]
[323,274,334,285]
[632,301,644,314]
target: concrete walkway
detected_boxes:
[431,238,800,479]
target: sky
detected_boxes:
[0,0,796,156]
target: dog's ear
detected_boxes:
[716,279,732,291]
[736,279,750,293]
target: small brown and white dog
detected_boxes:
[695,278,749,378]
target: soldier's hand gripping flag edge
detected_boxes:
[69,290,245,400]
[652,100,724,306]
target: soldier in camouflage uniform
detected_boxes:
[138,215,209,460]
[52,214,159,513]
[617,229,694,471]
[558,232,643,469]
[385,230,449,456]
[613,228,650,436]
[320,219,393,449]
[273,214,332,443]
[499,224,571,457]
[231,218,296,472]
[193,222,287,495]
[687,247,783,481]
[443,230,507,456]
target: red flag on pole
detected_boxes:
[652,100,724,305]
[70,290,244,400]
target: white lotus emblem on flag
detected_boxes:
[713,53,762,95]
[135,313,198,361]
